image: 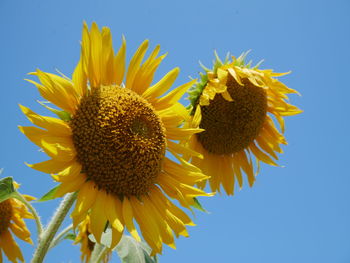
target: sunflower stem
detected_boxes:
[31,193,77,263]
[14,192,44,238]
[94,245,110,263]
[48,223,74,250]
[89,243,104,263]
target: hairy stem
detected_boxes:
[31,193,76,263]
[49,223,74,250]
[89,243,104,263]
[15,193,43,237]
[95,246,110,263]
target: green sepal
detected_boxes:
[187,50,263,114]
[187,72,208,114]
[191,197,209,213]
[64,233,76,241]
[50,231,77,250]
[37,186,59,202]
[37,100,72,121]
[0,177,16,203]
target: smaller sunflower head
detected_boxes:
[75,215,110,263]
[186,51,302,195]
[0,182,34,263]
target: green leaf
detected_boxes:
[0,177,16,203]
[191,197,209,213]
[37,100,72,121]
[115,235,158,263]
[64,233,76,241]
[37,186,59,202]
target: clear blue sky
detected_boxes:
[1,0,349,262]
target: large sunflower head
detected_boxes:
[186,51,302,195]
[0,183,34,263]
[20,22,211,255]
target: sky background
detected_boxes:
[0,0,349,262]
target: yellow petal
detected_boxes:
[26,159,73,174]
[90,190,108,243]
[191,105,202,128]
[19,125,76,162]
[114,36,126,86]
[19,105,71,136]
[9,223,32,244]
[122,198,141,242]
[221,89,233,101]
[163,158,208,185]
[158,102,189,122]
[155,79,196,110]
[149,190,188,237]
[55,173,85,197]
[142,67,179,100]
[228,67,243,86]
[256,136,278,159]
[111,226,124,249]
[100,26,115,86]
[104,194,124,233]
[29,70,78,114]
[72,56,87,97]
[249,142,278,166]
[53,162,82,182]
[0,229,24,263]
[144,197,175,249]
[126,40,149,90]
[72,182,97,226]
[166,127,203,141]
[89,22,102,88]
[167,140,203,159]
[237,151,255,187]
[220,156,235,195]
[152,187,194,226]
[81,22,91,78]
[132,48,166,95]
[130,197,162,254]
[232,156,243,189]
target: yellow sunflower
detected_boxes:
[20,22,210,255]
[0,184,34,263]
[186,52,302,195]
[75,215,110,263]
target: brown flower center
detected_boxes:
[70,86,166,197]
[0,199,13,235]
[196,75,267,155]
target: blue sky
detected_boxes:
[1,0,349,262]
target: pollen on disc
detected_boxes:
[0,200,13,234]
[70,86,166,197]
[197,76,267,155]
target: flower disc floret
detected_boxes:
[197,75,267,154]
[70,85,166,196]
[0,200,13,235]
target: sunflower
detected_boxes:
[75,215,110,263]
[186,52,302,195]
[20,22,210,255]
[0,184,34,263]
